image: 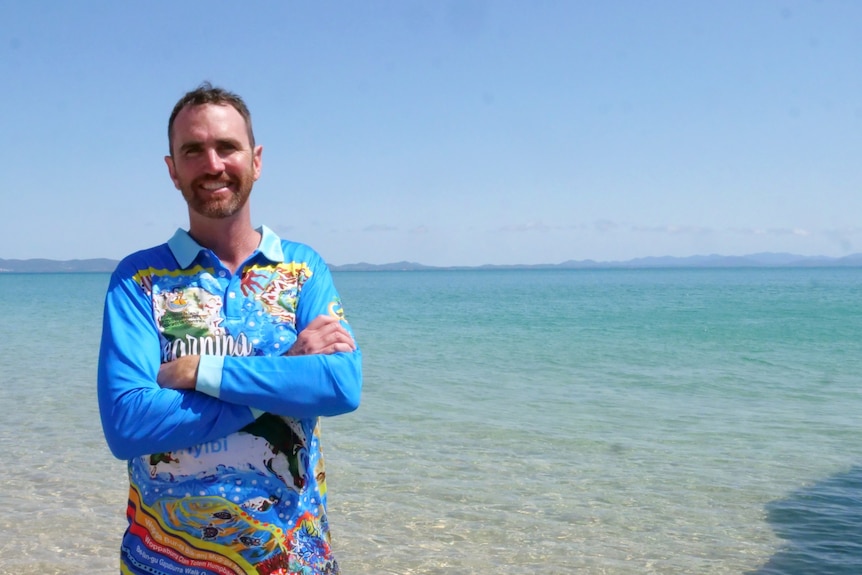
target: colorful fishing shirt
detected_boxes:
[97,226,362,575]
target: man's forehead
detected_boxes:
[172,103,248,142]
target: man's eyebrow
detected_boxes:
[178,138,242,151]
[178,140,203,153]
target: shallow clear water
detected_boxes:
[1,268,861,574]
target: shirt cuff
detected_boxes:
[195,355,225,398]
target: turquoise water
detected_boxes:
[1,268,861,574]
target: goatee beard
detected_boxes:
[185,187,251,219]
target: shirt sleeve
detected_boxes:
[97,258,258,461]
[197,248,363,417]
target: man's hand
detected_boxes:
[157,355,200,389]
[286,315,357,356]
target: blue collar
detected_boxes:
[167,225,284,269]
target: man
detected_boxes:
[98,82,362,575]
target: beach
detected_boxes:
[2,268,861,574]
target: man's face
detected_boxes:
[165,103,262,220]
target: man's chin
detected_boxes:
[192,200,241,219]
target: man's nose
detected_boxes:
[203,148,225,172]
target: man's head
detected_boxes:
[167,82,255,157]
[165,83,262,222]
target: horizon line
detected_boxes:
[2,252,862,273]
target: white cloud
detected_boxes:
[593,219,619,232]
[496,221,551,233]
[631,224,712,235]
[363,224,398,232]
[729,226,811,237]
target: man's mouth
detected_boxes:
[199,180,232,193]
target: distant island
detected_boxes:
[2,253,862,273]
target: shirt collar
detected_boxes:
[167,225,284,269]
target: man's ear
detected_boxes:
[164,155,181,190]
[252,145,263,181]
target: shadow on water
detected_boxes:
[748,466,862,575]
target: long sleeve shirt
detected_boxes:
[97,226,361,575]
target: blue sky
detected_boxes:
[2,1,860,266]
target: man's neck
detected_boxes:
[188,215,261,275]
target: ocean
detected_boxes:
[1,268,861,574]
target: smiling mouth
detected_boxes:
[199,180,232,193]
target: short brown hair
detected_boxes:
[167,82,255,155]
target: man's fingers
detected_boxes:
[306,314,341,329]
[285,322,355,356]
[332,331,357,350]
[330,342,356,354]
[284,314,356,356]
[308,315,355,345]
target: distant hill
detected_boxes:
[330,253,862,271]
[3,253,862,273]
[0,258,119,273]
[555,252,862,269]
[330,260,439,271]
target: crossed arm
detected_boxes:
[157,315,356,389]
[98,264,362,461]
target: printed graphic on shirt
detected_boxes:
[125,415,335,574]
[123,483,339,575]
[120,258,341,574]
[146,415,313,496]
[240,263,311,325]
[139,262,316,361]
